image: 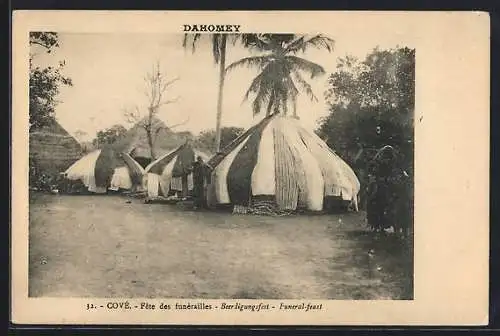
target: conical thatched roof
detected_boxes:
[206,114,361,212]
[29,118,83,175]
[114,116,193,159]
[64,146,145,194]
[144,142,212,198]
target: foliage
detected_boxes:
[92,124,127,148]
[226,34,335,117]
[316,47,415,215]
[324,47,415,116]
[182,33,259,65]
[194,127,245,152]
[29,32,73,131]
[317,47,415,168]
[29,154,61,192]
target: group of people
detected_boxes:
[365,145,413,236]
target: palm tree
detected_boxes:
[183,34,256,153]
[225,34,335,118]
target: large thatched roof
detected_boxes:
[64,147,145,194]
[114,116,193,159]
[29,118,83,174]
[206,114,360,212]
[144,142,212,198]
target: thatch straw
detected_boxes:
[207,114,360,212]
[273,122,300,210]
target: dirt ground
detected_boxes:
[28,193,413,300]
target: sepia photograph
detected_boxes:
[12,11,489,325]
[28,31,414,300]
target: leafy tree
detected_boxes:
[92,124,127,148]
[316,47,415,214]
[194,126,245,152]
[317,47,415,172]
[29,32,73,131]
[226,34,335,118]
[325,47,415,117]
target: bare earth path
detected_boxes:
[29,193,412,300]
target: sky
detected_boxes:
[31,33,409,142]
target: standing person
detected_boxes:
[191,156,211,209]
[366,171,379,231]
[366,145,398,232]
[392,158,413,237]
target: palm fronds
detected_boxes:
[285,34,335,54]
[226,34,334,117]
[291,69,318,102]
[182,33,202,53]
[286,56,325,78]
[225,56,270,73]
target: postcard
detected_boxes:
[11,10,490,325]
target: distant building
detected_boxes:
[29,118,83,177]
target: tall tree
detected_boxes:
[318,47,415,167]
[183,34,257,153]
[183,34,229,153]
[225,34,335,118]
[29,32,73,131]
[123,61,187,160]
[317,47,415,225]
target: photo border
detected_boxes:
[7,1,491,334]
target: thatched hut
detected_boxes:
[29,118,83,178]
[205,114,361,213]
[62,146,145,194]
[144,142,211,199]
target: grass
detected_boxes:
[28,192,413,300]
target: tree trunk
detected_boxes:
[147,110,156,160]
[147,130,156,161]
[266,100,273,116]
[266,92,275,116]
[214,35,227,153]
